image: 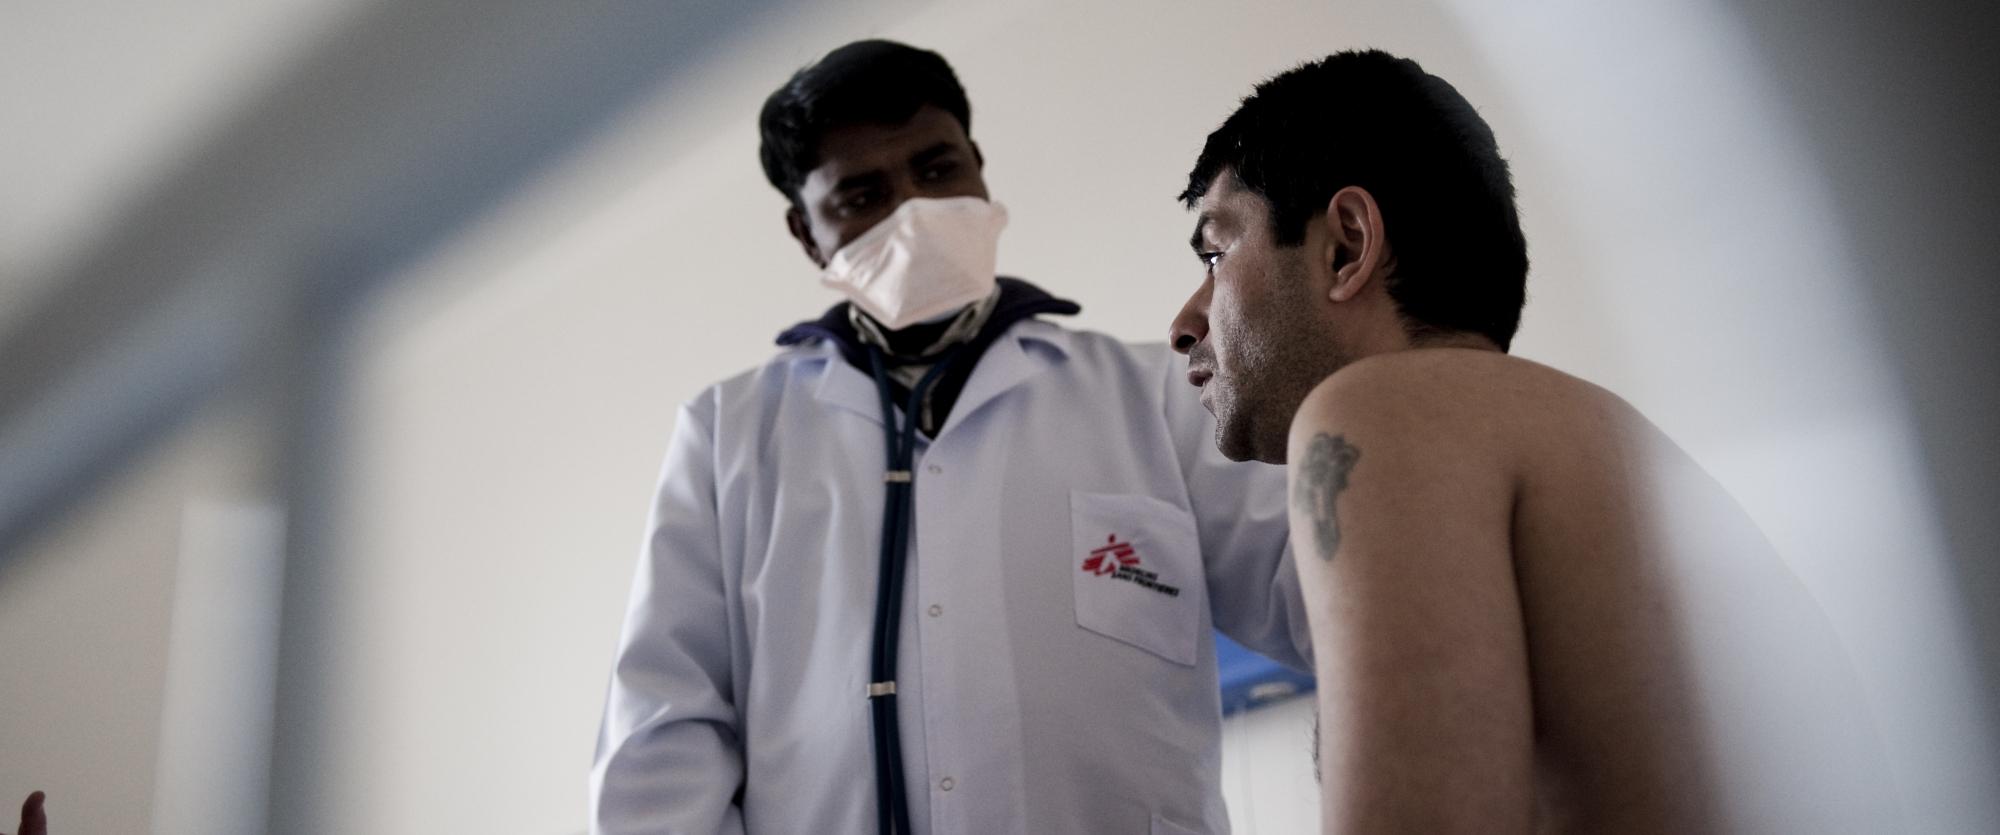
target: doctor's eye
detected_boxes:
[1199,251,1223,272]
[919,160,960,182]
[836,189,880,215]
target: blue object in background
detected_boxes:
[1215,631,1316,716]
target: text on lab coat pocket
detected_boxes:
[1070,490,1203,667]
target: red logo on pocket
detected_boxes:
[1082,534,1141,576]
[1081,533,1181,597]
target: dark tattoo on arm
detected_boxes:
[1293,433,1361,562]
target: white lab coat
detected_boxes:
[592,317,1309,835]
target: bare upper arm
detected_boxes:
[1286,353,1536,834]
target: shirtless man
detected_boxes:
[1170,50,1896,833]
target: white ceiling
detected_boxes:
[0,0,374,338]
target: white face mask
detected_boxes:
[820,196,1008,331]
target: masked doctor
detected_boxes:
[590,40,1309,835]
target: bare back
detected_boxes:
[1287,349,1896,834]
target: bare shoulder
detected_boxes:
[1290,349,1643,464]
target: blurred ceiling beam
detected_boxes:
[0,0,792,556]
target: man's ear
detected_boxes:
[786,204,828,269]
[1322,186,1391,303]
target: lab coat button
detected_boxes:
[939,777,955,791]
[928,604,943,617]
[926,463,943,474]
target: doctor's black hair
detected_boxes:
[759,39,973,207]
[1181,50,1528,351]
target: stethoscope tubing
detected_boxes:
[866,345,961,835]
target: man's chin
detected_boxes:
[1212,410,1289,465]
[1211,419,1261,464]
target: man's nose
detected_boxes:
[1170,293,1208,355]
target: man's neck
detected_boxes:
[1406,330,1503,353]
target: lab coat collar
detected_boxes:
[935,319,1068,439]
[780,277,1080,428]
[804,318,1077,431]
[808,346,885,424]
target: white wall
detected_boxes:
[0,397,276,835]
[0,0,374,336]
[0,453,178,835]
[1219,696,1321,833]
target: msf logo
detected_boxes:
[1082,534,1141,576]
[1081,534,1182,597]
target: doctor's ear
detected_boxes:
[1322,186,1390,303]
[786,204,829,269]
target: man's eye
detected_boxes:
[919,162,958,182]
[1199,251,1223,270]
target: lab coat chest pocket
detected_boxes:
[1070,491,1202,667]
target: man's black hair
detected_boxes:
[1182,50,1529,350]
[759,39,972,206]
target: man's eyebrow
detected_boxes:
[1189,213,1213,254]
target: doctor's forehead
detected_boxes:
[801,107,972,185]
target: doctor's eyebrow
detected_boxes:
[831,170,886,194]
[907,142,960,168]
[1189,214,1213,254]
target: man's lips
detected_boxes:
[1187,368,1213,388]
